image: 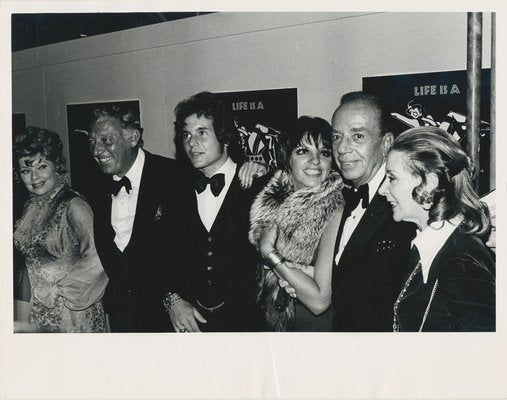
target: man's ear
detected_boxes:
[128,129,141,147]
[381,132,394,158]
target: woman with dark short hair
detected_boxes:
[250,116,344,331]
[13,127,108,332]
[379,126,495,331]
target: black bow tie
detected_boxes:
[111,176,132,196]
[195,173,225,197]
[343,183,369,211]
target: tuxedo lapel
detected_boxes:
[340,192,392,258]
[124,152,156,253]
[210,173,241,234]
[101,176,116,242]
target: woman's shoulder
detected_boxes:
[436,229,495,281]
[59,187,93,220]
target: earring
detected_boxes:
[421,191,433,209]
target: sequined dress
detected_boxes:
[14,183,109,333]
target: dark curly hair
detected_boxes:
[90,104,144,147]
[277,116,333,171]
[13,127,67,176]
[392,126,490,237]
[173,91,242,162]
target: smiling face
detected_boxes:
[289,135,332,191]
[18,155,58,196]
[182,113,228,177]
[379,150,429,230]
[89,116,139,177]
[331,102,393,188]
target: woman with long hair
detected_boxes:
[379,126,495,331]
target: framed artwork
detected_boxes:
[215,88,298,169]
[363,69,491,194]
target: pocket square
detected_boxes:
[376,239,397,253]
[153,205,163,221]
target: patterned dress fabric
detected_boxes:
[14,182,108,333]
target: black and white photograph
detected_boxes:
[1,3,506,399]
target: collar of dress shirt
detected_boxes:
[366,162,386,203]
[113,148,145,191]
[412,216,463,283]
[205,156,237,186]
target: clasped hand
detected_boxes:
[169,299,207,333]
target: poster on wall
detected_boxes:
[12,113,26,137]
[66,100,141,203]
[363,69,491,194]
[215,88,298,169]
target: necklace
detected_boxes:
[393,262,421,332]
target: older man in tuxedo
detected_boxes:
[330,92,416,332]
[164,91,263,332]
[88,104,180,332]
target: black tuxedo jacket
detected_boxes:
[91,150,181,332]
[397,229,495,332]
[332,190,416,331]
[171,168,263,331]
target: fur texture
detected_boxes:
[249,170,344,331]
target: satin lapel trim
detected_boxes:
[123,153,151,253]
[341,192,392,257]
[102,176,116,241]
[209,173,240,234]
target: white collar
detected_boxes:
[209,156,236,179]
[412,216,462,283]
[366,162,386,202]
[113,148,145,190]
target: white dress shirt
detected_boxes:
[335,163,386,265]
[197,157,237,232]
[111,148,145,251]
[412,217,462,283]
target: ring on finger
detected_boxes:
[179,328,188,333]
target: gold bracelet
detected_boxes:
[264,249,284,269]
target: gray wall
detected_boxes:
[12,12,492,162]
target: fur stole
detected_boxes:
[249,170,344,331]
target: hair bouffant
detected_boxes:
[277,116,333,171]
[13,127,67,175]
[392,126,490,237]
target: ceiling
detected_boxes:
[11,12,213,52]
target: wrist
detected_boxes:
[263,249,284,270]
[163,292,182,313]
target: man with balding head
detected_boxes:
[330,92,416,331]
